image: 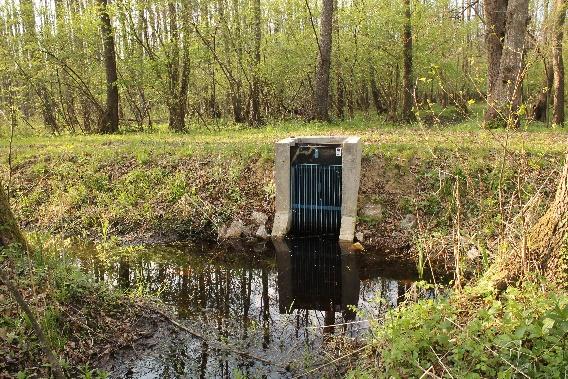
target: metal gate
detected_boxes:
[290,145,342,235]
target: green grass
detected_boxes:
[1,113,566,245]
[2,110,567,168]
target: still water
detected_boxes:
[71,237,437,378]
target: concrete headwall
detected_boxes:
[272,136,362,242]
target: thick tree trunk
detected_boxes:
[313,0,334,121]
[401,0,415,122]
[250,0,263,126]
[489,153,568,288]
[166,2,190,132]
[552,0,566,126]
[484,0,530,128]
[484,0,507,112]
[0,183,27,249]
[97,0,119,134]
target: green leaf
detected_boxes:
[542,317,555,335]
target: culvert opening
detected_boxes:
[272,136,362,242]
[290,143,342,235]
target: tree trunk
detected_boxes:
[552,0,566,126]
[97,0,119,134]
[21,0,59,133]
[401,0,415,122]
[0,182,27,249]
[489,153,568,288]
[484,0,507,109]
[250,0,263,126]
[531,63,553,123]
[166,2,190,132]
[484,0,530,128]
[313,0,334,121]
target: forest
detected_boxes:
[0,0,568,377]
[0,0,563,130]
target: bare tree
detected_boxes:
[401,0,415,122]
[314,0,334,121]
[250,0,263,125]
[552,0,566,126]
[97,0,120,133]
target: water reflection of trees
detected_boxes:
[74,245,435,377]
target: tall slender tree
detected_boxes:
[250,0,263,125]
[314,0,334,121]
[97,0,120,133]
[401,0,415,122]
[20,0,59,133]
[552,0,566,126]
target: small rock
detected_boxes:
[251,211,268,225]
[242,224,256,238]
[360,203,383,219]
[224,220,244,238]
[351,242,365,252]
[355,231,364,243]
[400,214,417,231]
[255,225,270,240]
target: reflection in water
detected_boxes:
[70,239,438,378]
[275,237,359,333]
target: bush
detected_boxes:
[358,284,568,378]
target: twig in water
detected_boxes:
[293,345,367,379]
[152,307,287,370]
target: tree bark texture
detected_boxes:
[490,153,568,287]
[98,0,120,133]
[167,2,190,132]
[314,0,334,121]
[0,183,27,249]
[531,64,553,123]
[484,0,530,128]
[552,0,566,126]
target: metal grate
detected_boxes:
[290,163,342,235]
[288,237,342,312]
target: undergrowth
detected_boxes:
[351,282,568,378]
[0,236,146,378]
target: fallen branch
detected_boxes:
[0,268,66,379]
[151,307,287,370]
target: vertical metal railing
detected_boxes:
[291,164,342,235]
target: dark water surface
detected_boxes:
[70,237,437,378]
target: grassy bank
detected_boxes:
[0,237,146,378]
[1,117,567,255]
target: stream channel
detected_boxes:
[69,237,440,378]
